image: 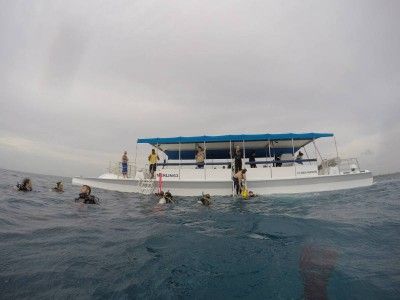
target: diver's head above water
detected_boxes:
[54,181,64,192]
[17,178,32,192]
[76,185,98,204]
[80,185,91,196]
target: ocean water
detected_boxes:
[0,168,399,300]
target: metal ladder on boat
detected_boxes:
[138,177,156,195]
[137,169,156,195]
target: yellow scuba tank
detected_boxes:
[241,186,249,199]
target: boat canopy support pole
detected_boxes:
[313,139,323,161]
[134,142,138,178]
[230,140,234,197]
[303,145,310,159]
[156,143,159,178]
[203,140,206,180]
[333,136,339,159]
[178,142,181,179]
[265,140,268,178]
[268,140,272,179]
[242,139,246,170]
[292,138,296,177]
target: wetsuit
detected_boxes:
[16,184,31,192]
[200,197,211,206]
[234,151,242,173]
[75,193,98,204]
[164,192,173,203]
[249,153,256,168]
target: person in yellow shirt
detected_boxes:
[148,149,160,178]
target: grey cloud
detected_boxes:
[0,0,399,176]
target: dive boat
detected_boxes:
[72,133,373,196]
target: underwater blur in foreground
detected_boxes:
[0,168,399,299]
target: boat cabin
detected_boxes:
[135,133,350,181]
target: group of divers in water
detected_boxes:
[15,174,256,206]
[119,148,261,205]
[15,178,98,204]
[14,146,263,205]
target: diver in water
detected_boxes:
[16,178,32,192]
[52,181,64,192]
[155,191,164,197]
[75,185,98,204]
[158,191,174,204]
[199,193,211,206]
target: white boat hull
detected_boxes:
[72,171,373,196]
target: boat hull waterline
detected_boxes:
[72,171,373,196]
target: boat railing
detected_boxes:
[107,162,136,178]
[338,158,361,174]
[156,159,317,167]
[244,158,317,166]
[319,157,360,175]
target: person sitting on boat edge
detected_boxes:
[16,178,32,192]
[195,146,205,169]
[148,149,160,179]
[296,151,304,165]
[199,193,211,206]
[52,181,64,192]
[75,185,99,204]
[121,150,129,178]
[233,169,247,195]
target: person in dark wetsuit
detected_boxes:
[275,155,282,167]
[249,151,257,168]
[164,191,173,203]
[52,181,64,192]
[16,178,32,192]
[199,194,211,206]
[75,185,98,204]
[158,191,174,204]
[234,146,243,173]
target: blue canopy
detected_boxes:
[137,133,333,144]
[137,133,333,159]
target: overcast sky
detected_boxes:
[1,0,399,177]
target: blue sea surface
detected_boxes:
[0,168,399,299]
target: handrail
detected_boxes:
[157,158,317,167]
[245,159,317,165]
[158,162,226,166]
[108,162,136,177]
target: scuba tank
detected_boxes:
[241,184,249,199]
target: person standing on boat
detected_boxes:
[233,169,247,195]
[234,146,243,173]
[249,151,257,168]
[121,151,129,178]
[196,146,205,169]
[148,149,160,179]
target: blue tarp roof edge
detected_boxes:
[137,133,333,144]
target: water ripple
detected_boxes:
[0,169,399,299]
